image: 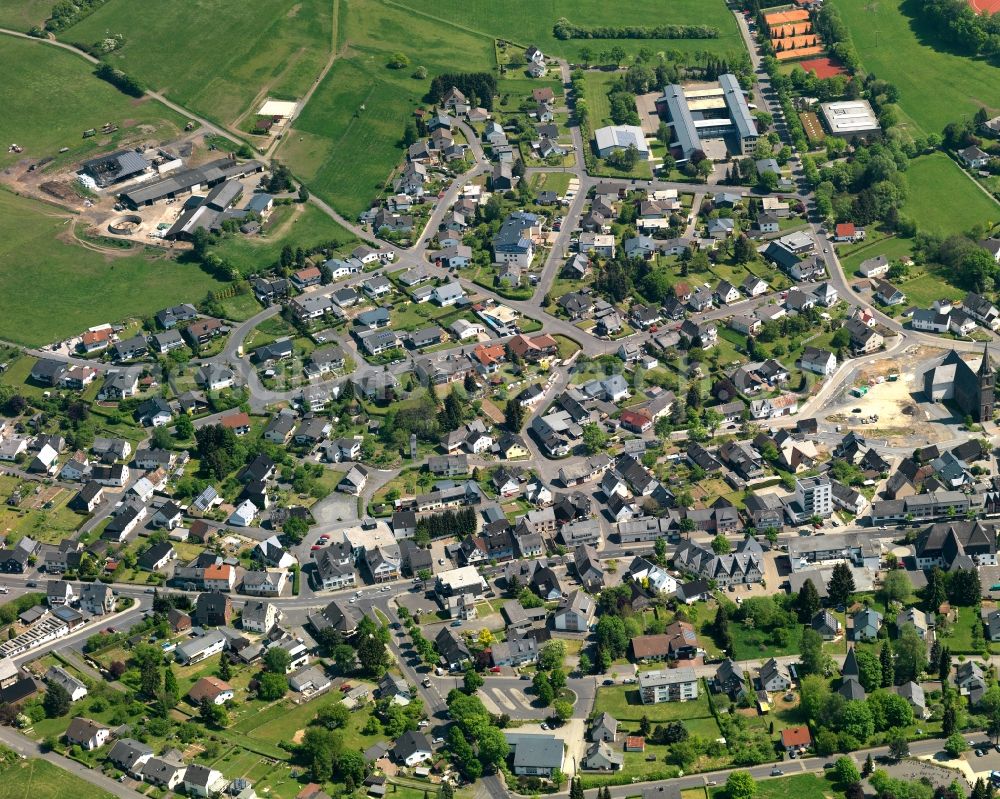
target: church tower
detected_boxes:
[978,343,994,422]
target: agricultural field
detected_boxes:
[391,0,744,60]
[0,191,228,346]
[0,37,187,170]
[834,0,1000,134]
[58,0,334,128]
[281,0,495,218]
[902,153,1000,237]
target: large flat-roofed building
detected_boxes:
[657,74,758,160]
[119,157,265,208]
[820,100,881,140]
[434,565,488,599]
[594,125,650,158]
[720,73,758,154]
[659,85,702,159]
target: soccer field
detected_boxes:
[60,0,333,127]
[833,0,1000,134]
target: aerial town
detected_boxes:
[1,0,1000,799]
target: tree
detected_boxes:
[477,725,510,770]
[581,423,607,455]
[163,664,179,705]
[463,668,484,694]
[553,699,573,723]
[945,733,969,758]
[388,52,410,69]
[43,682,71,718]
[594,616,629,660]
[863,753,875,775]
[879,570,912,605]
[264,647,291,675]
[538,640,565,671]
[711,534,732,554]
[357,617,389,676]
[533,671,554,705]
[833,756,861,785]
[888,736,908,761]
[505,398,526,431]
[218,655,232,681]
[795,579,821,623]
[827,562,856,606]
[799,627,828,676]
[317,702,350,729]
[725,771,757,799]
[333,644,355,673]
[943,703,957,736]
[879,643,895,687]
[894,626,927,683]
[855,648,882,692]
[578,653,592,675]
[258,672,287,700]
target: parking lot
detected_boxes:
[478,681,550,719]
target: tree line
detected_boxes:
[553,17,720,40]
[38,0,108,32]
[920,0,1000,61]
[94,63,144,98]
[415,506,477,539]
[427,72,498,111]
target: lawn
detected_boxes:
[837,234,913,276]
[0,191,228,346]
[0,750,116,799]
[208,202,360,277]
[280,0,495,219]
[0,36,187,170]
[592,683,717,726]
[902,153,1000,237]
[60,0,333,128]
[582,71,616,127]
[391,0,744,60]
[711,773,832,799]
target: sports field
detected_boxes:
[902,153,999,236]
[0,37,186,169]
[0,191,227,346]
[60,0,333,128]
[391,0,744,60]
[281,0,494,218]
[834,0,1000,134]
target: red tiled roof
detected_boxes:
[836,222,856,237]
[221,412,251,429]
[781,725,812,747]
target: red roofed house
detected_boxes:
[780,725,812,755]
[834,222,864,242]
[203,563,236,592]
[292,266,322,289]
[81,328,113,353]
[220,412,252,436]
[507,333,558,361]
[624,736,646,752]
[619,409,652,434]
[473,343,507,372]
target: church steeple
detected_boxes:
[979,343,992,377]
